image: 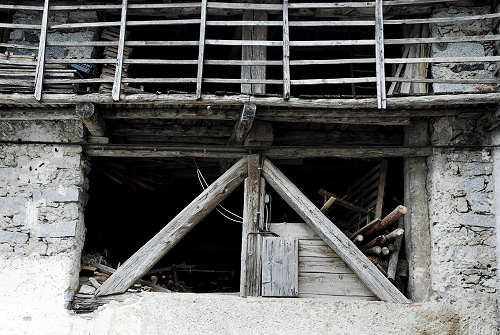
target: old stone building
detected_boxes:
[0,0,499,334]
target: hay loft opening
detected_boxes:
[79,155,405,308]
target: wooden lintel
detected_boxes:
[76,103,106,137]
[85,145,433,159]
[261,158,409,303]
[96,157,248,296]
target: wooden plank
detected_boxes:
[34,0,49,101]
[282,0,290,99]
[318,189,370,214]
[299,256,353,274]
[298,293,377,300]
[375,0,386,109]
[112,0,128,102]
[299,239,339,258]
[298,273,374,297]
[95,157,248,296]
[196,0,208,99]
[241,10,267,95]
[270,222,317,239]
[240,155,262,297]
[262,237,299,297]
[320,197,336,213]
[261,158,409,303]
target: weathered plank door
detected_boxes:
[261,237,299,297]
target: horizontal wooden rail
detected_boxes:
[205,40,283,46]
[291,78,377,85]
[207,21,282,26]
[0,23,41,30]
[385,56,500,64]
[122,78,197,83]
[49,3,201,10]
[0,5,43,11]
[291,59,376,65]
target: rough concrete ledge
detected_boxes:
[65,293,499,335]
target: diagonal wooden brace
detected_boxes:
[261,158,409,303]
[96,157,248,296]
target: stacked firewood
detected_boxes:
[98,27,142,94]
[0,52,79,94]
[350,205,407,280]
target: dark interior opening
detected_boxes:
[83,156,404,294]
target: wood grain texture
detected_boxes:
[240,155,261,297]
[111,0,127,102]
[374,0,386,109]
[282,0,290,99]
[96,157,248,296]
[241,10,267,95]
[34,0,49,101]
[262,158,409,303]
[262,237,299,297]
[299,273,374,296]
[195,0,207,99]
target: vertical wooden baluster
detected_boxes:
[34,0,49,101]
[196,0,208,99]
[282,0,290,100]
[112,0,128,102]
[375,0,387,109]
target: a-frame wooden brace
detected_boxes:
[96,155,409,303]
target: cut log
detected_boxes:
[381,247,390,256]
[318,189,370,214]
[96,157,248,296]
[361,228,404,250]
[353,234,364,244]
[320,196,336,213]
[262,158,409,303]
[365,246,382,255]
[351,205,407,240]
[387,218,404,280]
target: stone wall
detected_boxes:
[427,117,497,298]
[430,6,496,93]
[0,120,88,333]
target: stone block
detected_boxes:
[0,230,29,244]
[33,221,77,238]
[32,186,80,203]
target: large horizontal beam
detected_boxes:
[0,92,499,110]
[85,144,432,159]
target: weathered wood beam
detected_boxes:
[85,145,433,159]
[229,103,257,145]
[111,125,233,138]
[100,107,490,122]
[241,10,267,95]
[374,0,386,109]
[3,92,500,109]
[195,0,207,99]
[76,103,106,137]
[282,0,290,99]
[261,158,409,303]
[111,0,128,102]
[33,0,49,101]
[240,155,264,297]
[96,157,248,296]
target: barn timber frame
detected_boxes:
[96,155,409,303]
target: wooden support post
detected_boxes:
[34,0,49,101]
[240,155,263,297]
[404,120,432,301]
[196,0,208,99]
[282,0,290,100]
[262,158,409,303]
[96,157,248,296]
[375,0,387,109]
[241,10,267,95]
[76,103,106,137]
[112,0,128,102]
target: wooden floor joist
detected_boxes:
[261,158,409,303]
[96,157,248,296]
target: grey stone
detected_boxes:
[32,186,80,203]
[0,230,28,244]
[33,221,77,238]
